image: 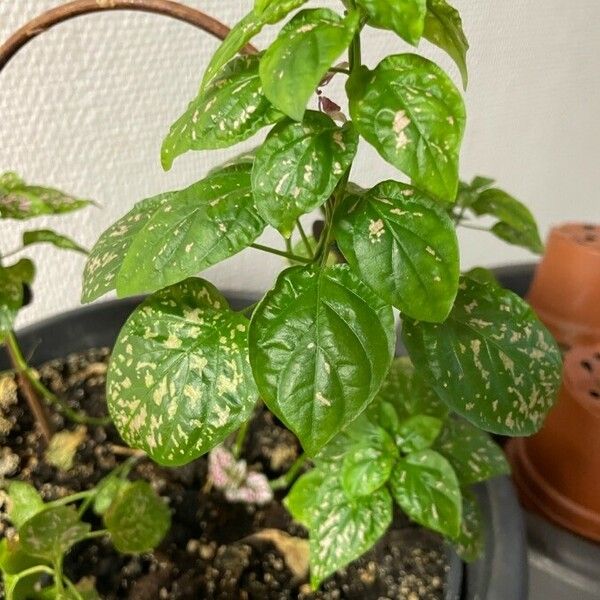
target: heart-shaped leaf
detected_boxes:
[403,275,562,435]
[252,111,358,236]
[0,172,90,220]
[284,469,326,528]
[309,479,392,589]
[434,417,509,484]
[161,55,282,170]
[423,0,469,89]
[341,434,396,498]
[201,1,307,92]
[107,278,257,466]
[390,449,461,537]
[19,506,90,561]
[372,357,448,421]
[357,0,427,45]
[348,54,465,202]
[6,482,45,529]
[249,264,395,455]
[470,188,543,254]
[104,481,170,553]
[84,163,265,300]
[395,414,443,453]
[93,476,131,516]
[260,9,359,121]
[22,229,86,254]
[336,180,459,321]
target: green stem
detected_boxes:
[241,300,259,317]
[232,419,251,459]
[53,556,65,595]
[6,332,111,427]
[46,489,95,509]
[6,565,55,599]
[296,219,314,258]
[328,66,351,75]
[251,243,311,264]
[83,529,108,541]
[461,222,492,232]
[270,453,307,490]
[64,576,84,600]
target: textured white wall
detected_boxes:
[1,0,599,327]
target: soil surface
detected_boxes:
[0,349,450,599]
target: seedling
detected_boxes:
[81,0,561,588]
[0,172,108,440]
[1,459,170,600]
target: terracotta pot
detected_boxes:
[507,343,600,541]
[526,223,600,348]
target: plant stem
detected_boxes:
[270,453,307,490]
[327,66,351,75]
[296,219,314,258]
[241,300,259,317]
[4,331,53,442]
[64,576,84,600]
[461,222,492,232]
[83,529,108,541]
[232,419,250,459]
[5,565,55,599]
[47,489,95,509]
[251,243,311,263]
[5,331,111,427]
[53,556,65,595]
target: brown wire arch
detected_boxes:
[0,0,257,73]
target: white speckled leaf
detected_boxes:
[19,506,90,561]
[161,55,282,170]
[402,275,562,435]
[434,417,509,485]
[260,9,359,121]
[0,259,35,337]
[335,180,459,321]
[201,1,307,92]
[81,192,172,303]
[395,414,443,453]
[90,163,264,299]
[252,111,358,236]
[453,492,484,562]
[249,264,395,456]
[107,278,257,466]
[357,0,426,45]
[424,0,469,88]
[0,172,90,220]
[284,469,326,528]
[6,481,44,529]
[390,449,461,537]
[22,229,87,254]
[309,479,392,589]
[104,481,170,553]
[348,54,465,202]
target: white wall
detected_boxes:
[1,0,599,327]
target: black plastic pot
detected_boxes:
[1,286,527,600]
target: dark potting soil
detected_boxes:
[0,349,450,600]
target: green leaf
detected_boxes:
[201,1,307,92]
[93,476,131,516]
[81,192,172,303]
[453,492,484,562]
[390,449,461,537]
[84,163,265,300]
[0,538,39,575]
[260,9,359,121]
[470,188,543,253]
[104,481,170,553]
[424,0,469,89]
[6,482,45,529]
[395,414,443,453]
[403,275,563,435]
[435,417,509,485]
[161,55,282,170]
[19,506,90,561]
[252,112,358,236]
[309,479,392,589]
[341,427,397,498]
[357,0,427,45]
[249,264,395,455]
[22,229,86,254]
[107,278,257,466]
[0,172,90,220]
[374,357,448,421]
[118,163,264,297]
[0,260,35,336]
[348,54,466,202]
[284,469,326,528]
[335,180,459,321]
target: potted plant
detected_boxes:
[1,0,563,598]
